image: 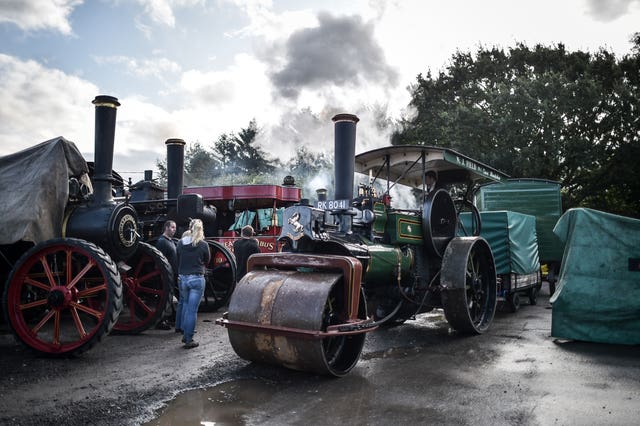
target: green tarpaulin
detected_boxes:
[459,210,540,275]
[551,208,640,345]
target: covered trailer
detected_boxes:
[551,208,640,345]
[475,178,564,294]
[460,210,541,311]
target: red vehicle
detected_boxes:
[128,149,302,321]
[183,183,301,257]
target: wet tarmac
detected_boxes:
[144,285,640,426]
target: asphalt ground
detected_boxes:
[1,283,639,426]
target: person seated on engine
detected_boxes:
[425,170,438,194]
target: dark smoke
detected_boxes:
[270,12,398,99]
[586,0,639,22]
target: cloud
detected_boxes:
[0,0,82,34]
[134,0,205,28]
[0,54,178,183]
[93,55,182,81]
[0,54,98,155]
[269,12,398,100]
[585,0,640,22]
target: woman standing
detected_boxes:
[175,219,210,349]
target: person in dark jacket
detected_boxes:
[175,219,210,349]
[233,225,260,282]
[155,220,177,330]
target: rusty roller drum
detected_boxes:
[227,269,366,376]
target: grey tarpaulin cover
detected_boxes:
[0,137,89,245]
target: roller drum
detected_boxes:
[227,269,365,376]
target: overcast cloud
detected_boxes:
[1,0,639,185]
[270,13,398,99]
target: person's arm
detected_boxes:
[202,242,211,265]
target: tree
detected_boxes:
[213,120,275,182]
[395,42,640,218]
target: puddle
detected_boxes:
[143,379,277,426]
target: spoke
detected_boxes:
[32,310,55,334]
[210,263,230,273]
[136,286,163,296]
[133,257,149,278]
[19,299,48,311]
[53,311,61,345]
[70,306,88,338]
[66,248,73,286]
[71,301,104,319]
[24,276,51,291]
[39,255,57,288]
[128,293,153,316]
[136,269,160,283]
[67,259,97,289]
[77,283,108,298]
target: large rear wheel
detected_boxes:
[113,242,173,334]
[2,238,122,356]
[441,237,497,334]
[200,241,237,312]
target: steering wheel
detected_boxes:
[455,198,481,237]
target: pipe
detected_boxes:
[165,138,186,199]
[91,95,120,205]
[332,113,359,233]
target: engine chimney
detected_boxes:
[165,138,186,199]
[332,113,359,233]
[92,95,120,205]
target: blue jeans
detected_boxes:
[176,274,205,343]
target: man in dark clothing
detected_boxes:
[233,225,260,282]
[155,220,177,330]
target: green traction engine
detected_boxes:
[218,114,504,376]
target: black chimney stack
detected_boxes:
[165,138,186,199]
[332,113,359,233]
[144,170,153,181]
[91,95,120,205]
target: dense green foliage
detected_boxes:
[157,36,639,218]
[394,37,640,218]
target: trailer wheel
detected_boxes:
[112,242,173,334]
[2,238,122,356]
[528,287,539,305]
[507,292,521,313]
[200,241,237,312]
[441,237,497,334]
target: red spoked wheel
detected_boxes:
[200,240,237,312]
[2,238,122,356]
[112,242,173,334]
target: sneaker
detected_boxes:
[175,328,183,334]
[183,341,199,349]
[155,320,171,330]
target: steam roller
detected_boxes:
[225,253,369,376]
[218,113,504,376]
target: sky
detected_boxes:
[1,0,639,186]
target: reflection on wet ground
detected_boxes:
[143,379,277,426]
[145,290,640,426]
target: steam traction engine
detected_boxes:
[0,96,144,355]
[218,114,507,376]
